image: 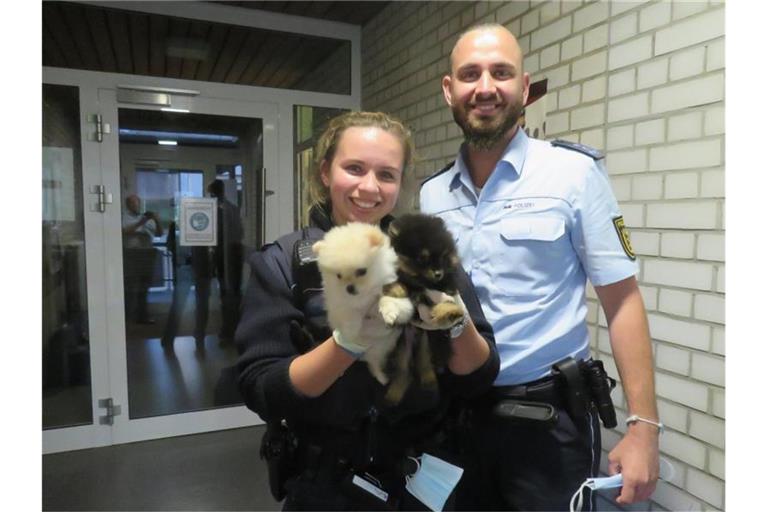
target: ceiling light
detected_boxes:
[165,37,210,61]
[161,107,190,113]
[158,140,178,146]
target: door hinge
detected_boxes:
[98,398,122,425]
[89,184,113,213]
[88,114,112,142]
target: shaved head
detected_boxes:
[450,23,524,73]
[443,23,530,150]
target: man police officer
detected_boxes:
[420,23,661,510]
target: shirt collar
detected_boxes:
[450,128,529,193]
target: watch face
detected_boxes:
[450,316,467,338]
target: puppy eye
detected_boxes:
[355,268,367,277]
[336,273,342,279]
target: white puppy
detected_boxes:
[312,223,413,384]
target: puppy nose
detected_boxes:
[346,284,357,295]
[432,269,444,280]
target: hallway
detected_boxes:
[43,426,280,511]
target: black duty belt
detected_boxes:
[491,374,563,408]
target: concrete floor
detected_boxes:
[43,426,282,511]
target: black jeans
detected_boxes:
[455,398,601,511]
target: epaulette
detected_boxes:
[420,160,456,189]
[551,139,604,160]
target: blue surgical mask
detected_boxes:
[405,453,464,512]
[570,474,623,512]
[569,458,675,512]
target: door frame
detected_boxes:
[42,66,360,453]
[42,77,114,454]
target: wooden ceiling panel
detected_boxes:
[269,38,315,88]
[42,1,387,94]
[193,23,229,82]
[209,25,248,83]
[180,20,210,81]
[60,3,101,70]
[165,17,191,79]
[83,5,117,72]
[217,1,388,25]
[148,13,168,77]
[106,9,134,74]
[238,34,288,86]
[129,12,150,76]
[224,30,266,84]
[259,37,303,88]
[45,3,85,69]
[42,22,68,68]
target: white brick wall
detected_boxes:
[658,288,693,317]
[647,312,710,351]
[361,2,725,509]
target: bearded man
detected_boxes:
[420,23,661,511]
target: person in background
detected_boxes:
[192,179,244,350]
[122,193,163,325]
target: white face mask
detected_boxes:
[405,453,464,512]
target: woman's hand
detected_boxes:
[334,303,402,356]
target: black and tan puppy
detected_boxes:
[381,213,465,404]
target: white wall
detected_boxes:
[362,1,725,510]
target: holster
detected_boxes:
[551,357,590,421]
[260,420,299,501]
[551,357,618,428]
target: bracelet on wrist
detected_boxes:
[625,414,665,434]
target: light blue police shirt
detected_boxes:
[420,129,638,386]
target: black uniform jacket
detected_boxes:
[235,204,499,454]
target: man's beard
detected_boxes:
[453,101,523,151]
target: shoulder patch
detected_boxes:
[420,160,456,189]
[551,139,604,160]
[612,216,636,261]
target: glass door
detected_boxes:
[97,89,279,444]
[43,82,113,453]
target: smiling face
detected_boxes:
[320,126,404,226]
[443,26,530,150]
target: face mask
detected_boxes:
[570,474,623,512]
[405,453,464,512]
[569,458,675,512]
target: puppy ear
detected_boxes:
[366,229,385,249]
[312,241,324,256]
[387,219,400,239]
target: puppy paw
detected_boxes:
[430,302,465,329]
[384,381,408,405]
[379,296,414,325]
[367,364,390,385]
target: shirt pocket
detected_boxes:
[493,216,570,299]
[499,216,566,242]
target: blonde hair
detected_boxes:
[307,111,415,210]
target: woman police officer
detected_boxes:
[234,111,499,511]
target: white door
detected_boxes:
[97,87,281,445]
[42,72,289,452]
[42,79,114,454]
